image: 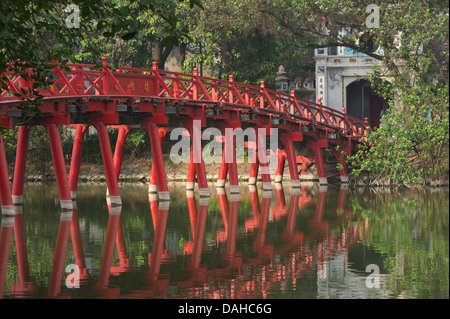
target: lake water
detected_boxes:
[0,182,448,299]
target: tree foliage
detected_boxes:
[0,0,202,113]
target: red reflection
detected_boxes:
[146,200,170,297]
[0,216,14,299]
[272,184,287,220]
[9,206,35,297]
[1,184,368,299]
[48,210,73,298]
[93,202,122,298]
[308,186,329,239]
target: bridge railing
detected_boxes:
[0,60,369,137]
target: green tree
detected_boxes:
[0,0,202,119]
[258,0,449,184]
[182,0,312,87]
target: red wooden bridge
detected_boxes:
[0,58,369,214]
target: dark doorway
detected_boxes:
[346,79,388,128]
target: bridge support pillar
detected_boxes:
[186,146,196,190]
[149,127,166,193]
[95,122,122,205]
[307,139,328,185]
[68,124,88,200]
[113,126,131,182]
[248,143,258,185]
[225,128,239,193]
[248,129,271,190]
[46,124,73,210]
[183,119,209,197]
[0,136,13,216]
[146,121,170,200]
[257,128,272,191]
[330,141,351,184]
[216,143,228,187]
[274,149,286,183]
[281,135,300,188]
[12,126,31,205]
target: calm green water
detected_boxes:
[0,183,448,299]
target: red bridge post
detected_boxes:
[149,127,166,193]
[223,124,240,193]
[257,128,272,191]
[216,136,228,188]
[146,121,170,201]
[68,124,88,200]
[330,141,351,183]
[248,138,258,186]
[45,124,73,210]
[0,136,13,216]
[95,122,122,205]
[11,126,31,205]
[183,118,209,197]
[113,126,131,182]
[307,138,329,185]
[186,145,196,190]
[274,149,286,183]
[281,134,301,188]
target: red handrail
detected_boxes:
[0,60,369,136]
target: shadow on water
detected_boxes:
[0,182,448,299]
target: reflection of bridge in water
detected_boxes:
[0,184,369,299]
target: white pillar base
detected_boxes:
[12,195,23,204]
[60,211,73,220]
[1,205,15,216]
[340,175,349,183]
[109,205,122,214]
[108,196,122,206]
[60,200,73,210]
[216,179,226,187]
[262,182,272,190]
[199,197,210,206]
[319,177,328,185]
[199,188,210,197]
[1,215,14,225]
[158,191,170,201]
[248,177,257,185]
[274,175,282,183]
[262,190,272,198]
[158,200,171,210]
[186,190,195,198]
[70,191,77,200]
[148,184,158,193]
[229,185,240,193]
[291,180,301,187]
[186,181,195,190]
